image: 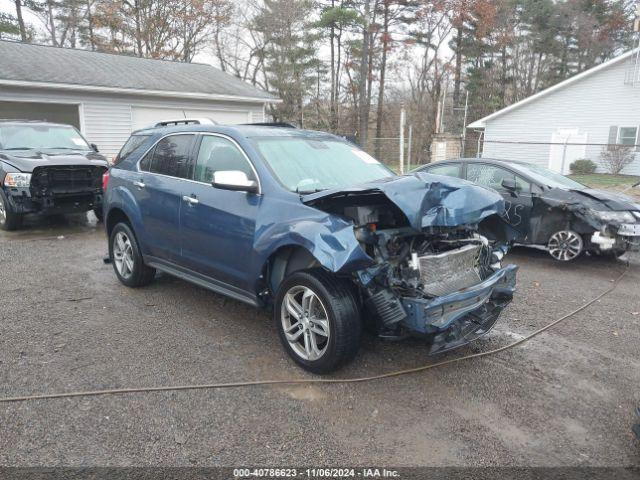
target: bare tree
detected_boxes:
[600,145,635,175]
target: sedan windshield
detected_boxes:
[253,137,394,193]
[0,124,91,151]
[515,163,585,189]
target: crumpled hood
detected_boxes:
[0,149,108,172]
[569,188,640,212]
[303,172,506,230]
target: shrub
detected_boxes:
[600,145,635,175]
[569,159,597,174]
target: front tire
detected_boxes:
[0,189,22,231]
[275,268,361,374]
[109,222,155,287]
[547,230,584,262]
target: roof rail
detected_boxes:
[154,118,218,127]
[243,122,297,128]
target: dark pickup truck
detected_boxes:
[0,120,109,230]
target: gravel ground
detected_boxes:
[0,213,639,467]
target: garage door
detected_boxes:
[0,101,80,129]
[131,106,251,131]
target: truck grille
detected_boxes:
[30,166,105,196]
[418,244,482,297]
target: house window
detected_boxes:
[618,127,638,146]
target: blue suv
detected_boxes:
[104,122,517,373]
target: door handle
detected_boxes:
[133,180,145,189]
[182,195,199,205]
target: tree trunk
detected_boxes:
[14,0,27,41]
[374,1,390,159]
[47,0,58,46]
[86,0,96,50]
[453,26,463,106]
[358,0,371,147]
[329,0,337,132]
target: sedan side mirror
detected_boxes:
[501,178,517,191]
[212,170,259,194]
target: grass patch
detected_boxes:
[569,173,640,188]
[569,173,640,201]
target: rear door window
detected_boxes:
[148,134,195,179]
[425,163,462,178]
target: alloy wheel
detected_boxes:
[281,285,330,361]
[0,196,5,225]
[548,230,583,261]
[113,231,134,279]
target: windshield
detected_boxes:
[515,163,585,189]
[0,124,91,151]
[253,137,394,193]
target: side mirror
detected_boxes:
[212,170,259,194]
[91,143,99,152]
[501,178,517,191]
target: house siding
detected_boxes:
[0,86,267,158]
[479,56,640,176]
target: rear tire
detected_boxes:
[109,222,155,287]
[0,189,22,231]
[275,268,361,374]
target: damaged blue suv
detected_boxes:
[103,122,518,373]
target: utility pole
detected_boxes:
[461,91,469,157]
[407,125,413,171]
[358,0,371,147]
[399,106,406,174]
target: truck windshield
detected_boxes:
[0,124,91,151]
[253,137,394,193]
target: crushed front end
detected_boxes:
[355,223,517,352]
[302,173,519,353]
[5,165,106,216]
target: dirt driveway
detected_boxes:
[0,214,639,467]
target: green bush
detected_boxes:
[569,159,597,174]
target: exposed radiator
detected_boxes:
[418,244,481,297]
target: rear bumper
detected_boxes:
[400,264,518,335]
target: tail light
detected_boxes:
[102,170,110,191]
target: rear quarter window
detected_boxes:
[113,134,151,166]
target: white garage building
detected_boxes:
[0,41,277,158]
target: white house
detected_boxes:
[0,41,278,158]
[468,48,640,176]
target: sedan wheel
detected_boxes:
[281,285,331,361]
[548,230,584,261]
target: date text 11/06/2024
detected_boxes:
[233,467,400,478]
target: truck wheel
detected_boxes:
[547,230,583,262]
[275,268,361,374]
[0,190,22,231]
[109,222,155,287]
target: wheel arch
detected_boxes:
[261,245,323,298]
[106,207,131,237]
